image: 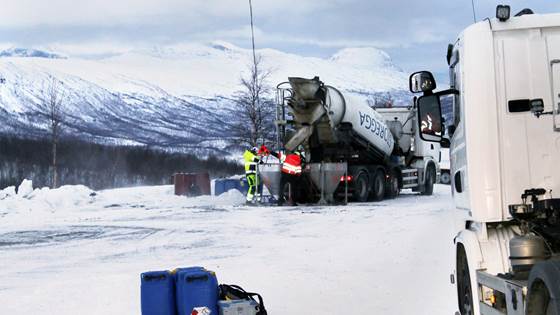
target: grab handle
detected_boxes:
[186,274,209,282]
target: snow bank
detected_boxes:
[27,185,95,210]
[0,185,16,200]
[18,179,33,197]
[0,181,95,215]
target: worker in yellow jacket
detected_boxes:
[243,146,261,204]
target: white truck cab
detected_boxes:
[412,6,560,315]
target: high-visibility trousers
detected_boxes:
[246,173,258,202]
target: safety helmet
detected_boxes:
[250,146,258,154]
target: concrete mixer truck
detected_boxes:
[258,76,441,204]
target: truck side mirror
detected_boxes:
[417,94,443,143]
[409,71,436,93]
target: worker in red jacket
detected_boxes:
[260,145,303,175]
[260,145,304,205]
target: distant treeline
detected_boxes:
[0,135,242,190]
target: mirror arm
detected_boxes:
[435,88,459,97]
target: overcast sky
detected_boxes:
[1,0,559,79]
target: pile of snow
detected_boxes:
[17,179,34,197]
[1,180,247,216]
[0,180,95,217]
[96,184,246,210]
[27,185,96,210]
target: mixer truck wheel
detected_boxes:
[385,171,399,199]
[421,166,435,196]
[440,171,451,185]
[371,170,385,201]
[352,172,369,202]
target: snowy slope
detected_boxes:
[0,45,410,152]
[0,183,458,314]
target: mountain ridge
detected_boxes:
[0,42,411,154]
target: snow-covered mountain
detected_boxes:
[0,48,65,59]
[0,43,410,153]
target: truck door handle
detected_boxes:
[454,171,463,193]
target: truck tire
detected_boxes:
[353,172,369,202]
[385,171,399,199]
[371,170,385,201]
[421,166,435,196]
[440,171,451,185]
[457,244,474,315]
[526,260,560,315]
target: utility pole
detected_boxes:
[249,0,258,73]
[471,0,477,23]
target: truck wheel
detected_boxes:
[526,261,560,315]
[353,172,369,202]
[440,171,451,185]
[371,170,385,201]
[421,166,435,196]
[457,244,474,315]
[385,171,399,199]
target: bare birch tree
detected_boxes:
[42,77,65,188]
[230,55,275,148]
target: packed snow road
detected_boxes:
[0,184,458,314]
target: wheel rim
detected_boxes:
[358,177,367,198]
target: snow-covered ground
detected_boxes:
[0,183,458,314]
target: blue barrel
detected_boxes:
[214,179,226,196]
[214,178,263,196]
[173,266,204,280]
[215,179,247,196]
[176,268,219,315]
[223,179,240,193]
[141,271,177,315]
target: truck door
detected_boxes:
[448,48,469,211]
